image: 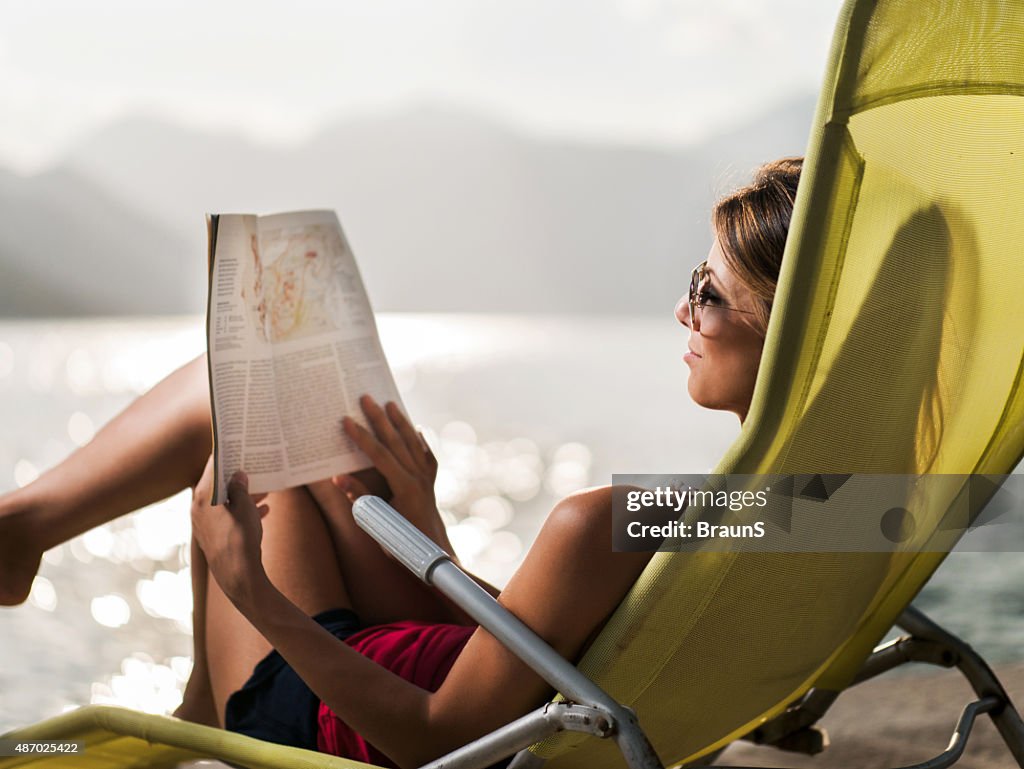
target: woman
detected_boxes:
[0,157,803,768]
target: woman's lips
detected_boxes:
[684,349,702,364]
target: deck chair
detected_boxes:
[3,0,1024,766]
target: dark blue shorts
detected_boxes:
[223,607,363,751]
[223,607,513,769]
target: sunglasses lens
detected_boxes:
[689,264,704,329]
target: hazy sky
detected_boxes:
[1,0,845,172]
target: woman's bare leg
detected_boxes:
[0,353,212,605]
[180,478,463,727]
[172,537,219,726]
[305,479,467,626]
[203,484,353,725]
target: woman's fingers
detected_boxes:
[226,471,257,517]
[342,416,409,485]
[343,395,438,498]
[359,395,418,471]
[385,401,434,473]
[417,429,439,471]
[190,468,267,602]
[193,456,267,509]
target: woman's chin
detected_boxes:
[686,379,711,409]
[687,380,728,414]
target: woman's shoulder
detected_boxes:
[549,483,650,528]
[499,484,653,660]
[556,483,615,509]
[543,484,619,537]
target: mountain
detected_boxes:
[2,98,815,316]
[692,92,818,192]
[0,168,202,317]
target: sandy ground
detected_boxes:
[716,663,1024,768]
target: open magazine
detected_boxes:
[205,209,403,505]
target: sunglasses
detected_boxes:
[688,260,757,332]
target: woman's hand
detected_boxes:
[190,455,271,606]
[333,395,449,549]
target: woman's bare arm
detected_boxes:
[194,466,651,769]
[422,485,654,758]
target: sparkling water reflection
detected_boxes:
[1,314,1021,733]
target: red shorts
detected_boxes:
[224,609,475,766]
[317,619,476,766]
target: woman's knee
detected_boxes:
[254,485,352,616]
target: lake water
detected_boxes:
[0,314,1021,733]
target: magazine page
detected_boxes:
[207,209,404,504]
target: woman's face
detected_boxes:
[674,236,766,423]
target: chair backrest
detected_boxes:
[535,1,1024,766]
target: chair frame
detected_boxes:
[738,606,1024,768]
[350,496,1024,769]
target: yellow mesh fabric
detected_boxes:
[535,0,1024,766]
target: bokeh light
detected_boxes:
[91,653,185,715]
[65,349,98,395]
[83,527,115,559]
[132,495,191,561]
[91,594,131,628]
[137,569,193,626]
[28,576,58,612]
[13,458,39,488]
[67,411,96,446]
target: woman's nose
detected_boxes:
[675,295,692,328]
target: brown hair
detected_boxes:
[712,156,803,335]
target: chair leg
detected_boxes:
[739,606,1024,767]
[898,606,1024,767]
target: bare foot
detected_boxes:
[0,502,44,606]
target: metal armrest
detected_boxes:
[352,495,663,769]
